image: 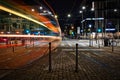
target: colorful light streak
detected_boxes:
[0,5,47,28]
[0,0,61,34]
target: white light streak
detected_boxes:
[0,34,61,39]
[105,28,115,31]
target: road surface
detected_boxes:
[0,39,120,80]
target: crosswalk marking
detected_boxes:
[62,49,104,51]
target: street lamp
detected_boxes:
[79,10,84,36]
[67,14,71,18]
[31,9,35,12]
[82,6,86,10]
[114,9,117,12]
[79,10,83,14]
[54,15,58,19]
[39,6,43,10]
[82,6,86,38]
[91,8,95,11]
[89,24,92,28]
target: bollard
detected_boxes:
[91,39,93,47]
[33,40,34,48]
[75,43,78,72]
[112,38,114,52]
[89,39,92,47]
[89,39,91,47]
[98,39,100,48]
[12,46,15,53]
[49,42,52,72]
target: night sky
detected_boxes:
[24,0,93,30]
[46,0,84,30]
[24,0,84,29]
[47,0,83,18]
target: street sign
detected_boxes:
[81,18,104,23]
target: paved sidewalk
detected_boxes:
[0,44,120,80]
[0,41,120,80]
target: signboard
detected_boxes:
[81,18,104,23]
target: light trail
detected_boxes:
[0,5,47,28]
[0,34,61,39]
[0,5,59,33]
[0,0,61,33]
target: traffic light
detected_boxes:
[97,28,102,33]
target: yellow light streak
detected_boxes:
[0,5,47,28]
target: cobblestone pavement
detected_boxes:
[0,40,120,80]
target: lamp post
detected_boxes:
[82,6,86,38]
[79,6,86,38]
[80,6,95,39]
[89,24,92,47]
[79,10,83,36]
[114,9,119,39]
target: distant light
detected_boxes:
[72,32,74,35]
[9,13,12,15]
[67,14,71,18]
[3,38,7,41]
[91,8,94,11]
[82,6,86,10]
[92,32,95,35]
[79,10,83,13]
[48,11,52,15]
[71,26,74,29]
[55,15,58,18]
[16,31,20,34]
[43,10,47,13]
[7,32,10,34]
[88,29,90,31]
[39,6,43,10]
[89,24,92,28]
[81,30,83,32]
[97,28,102,33]
[26,30,29,33]
[114,9,117,12]
[31,9,35,12]
[38,31,40,34]
[0,32,4,34]
[39,13,48,15]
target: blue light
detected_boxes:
[26,30,29,33]
[24,29,30,34]
[81,30,83,32]
[97,28,102,33]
